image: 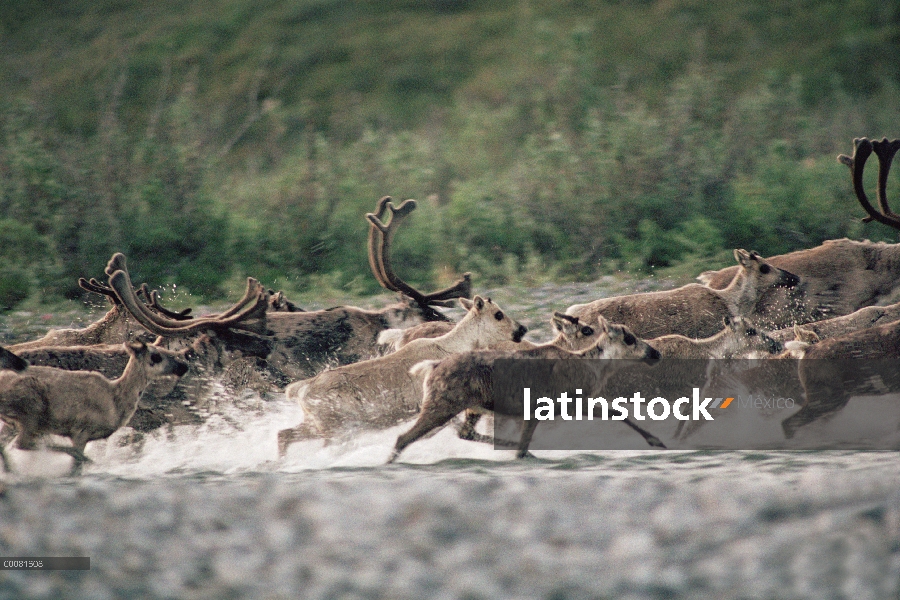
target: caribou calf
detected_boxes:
[277,296,527,455]
[388,316,663,462]
[0,342,189,474]
[567,250,800,340]
[649,316,783,359]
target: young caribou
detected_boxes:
[648,316,783,359]
[566,250,801,340]
[0,342,189,474]
[387,316,663,463]
[277,295,527,456]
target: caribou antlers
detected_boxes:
[78,277,193,321]
[367,196,471,321]
[103,253,270,338]
[838,137,900,230]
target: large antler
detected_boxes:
[366,196,471,321]
[79,277,193,321]
[838,137,900,230]
[104,253,269,338]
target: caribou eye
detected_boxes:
[581,327,594,336]
[150,353,163,364]
[746,328,758,336]
[759,264,771,274]
[494,311,504,321]
[624,332,636,346]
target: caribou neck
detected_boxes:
[428,311,484,353]
[110,356,153,426]
[719,269,758,315]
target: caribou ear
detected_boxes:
[734,248,752,268]
[459,297,474,311]
[474,295,485,311]
[595,315,610,335]
[125,341,147,355]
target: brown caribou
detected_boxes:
[388,316,663,463]
[566,250,800,339]
[0,341,189,474]
[107,197,472,382]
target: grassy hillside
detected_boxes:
[0,0,899,307]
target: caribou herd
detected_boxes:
[0,137,899,473]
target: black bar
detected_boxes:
[0,558,90,570]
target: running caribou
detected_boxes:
[567,249,801,340]
[277,295,528,455]
[778,137,900,439]
[0,341,189,474]
[106,197,472,383]
[387,316,664,463]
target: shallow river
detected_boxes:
[0,280,898,599]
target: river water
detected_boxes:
[0,279,898,599]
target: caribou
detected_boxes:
[277,295,527,455]
[0,341,189,474]
[768,301,900,346]
[779,318,900,440]
[387,316,663,463]
[648,315,783,359]
[566,249,800,339]
[777,138,900,439]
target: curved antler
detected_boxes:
[109,271,269,337]
[838,137,900,230]
[137,283,193,320]
[79,276,193,322]
[78,277,119,301]
[104,253,259,322]
[365,197,472,321]
[104,253,268,337]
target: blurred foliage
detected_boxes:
[0,0,899,310]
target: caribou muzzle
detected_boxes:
[512,324,528,343]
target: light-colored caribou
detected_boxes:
[648,316,783,359]
[387,316,663,463]
[0,341,189,474]
[277,295,527,455]
[566,250,800,340]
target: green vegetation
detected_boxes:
[1,0,899,309]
